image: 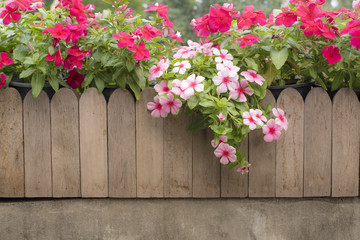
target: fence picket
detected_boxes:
[108,89,136,198]
[79,88,108,197]
[136,88,163,198]
[249,90,276,197]
[24,91,52,197]
[221,136,248,198]
[0,88,24,197]
[164,112,192,198]
[304,88,332,197]
[51,89,80,198]
[332,89,359,197]
[276,88,304,197]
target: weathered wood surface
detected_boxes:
[51,89,80,198]
[332,89,359,197]
[193,129,220,198]
[79,88,108,197]
[304,88,332,197]
[249,90,276,198]
[164,112,193,198]
[23,91,52,197]
[136,88,163,198]
[221,136,248,198]
[276,88,304,198]
[108,89,136,198]
[0,88,24,197]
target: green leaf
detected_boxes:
[134,67,146,90]
[188,115,208,131]
[127,75,141,100]
[187,95,200,110]
[48,74,59,92]
[95,78,105,93]
[31,73,45,98]
[199,99,215,108]
[264,62,277,86]
[331,71,344,91]
[20,68,36,79]
[309,67,317,79]
[126,57,136,72]
[13,45,28,62]
[24,57,35,65]
[83,72,94,87]
[48,46,57,55]
[265,103,272,114]
[245,58,259,72]
[270,47,289,70]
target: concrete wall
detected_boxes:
[0,198,359,240]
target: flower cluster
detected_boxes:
[147,40,287,172]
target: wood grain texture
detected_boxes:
[164,111,192,198]
[0,88,24,197]
[108,89,136,198]
[332,89,359,197]
[79,88,108,197]
[51,88,80,198]
[276,88,304,198]
[193,129,220,198]
[221,136,248,198]
[304,88,332,197]
[24,91,52,197]
[136,88,163,198]
[249,90,276,198]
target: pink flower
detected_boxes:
[147,96,168,118]
[212,68,238,94]
[322,45,341,65]
[149,59,169,81]
[171,79,189,100]
[253,109,267,126]
[208,5,233,33]
[159,93,182,115]
[0,2,21,25]
[214,143,237,165]
[236,34,260,47]
[128,41,150,61]
[275,9,297,27]
[191,14,211,38]
[112,32,135,48]
[213,48,233,63]
[217,113,226,121]
[67,69,84,89]
[168,32,183,43]
[143,4,173,27]
[180,74,204,97]
[353,0,360,12]
[172,60,191,75]
[154,80,171,95]
[46,50,63,67]
[262,119,282,142]
[0,52,13,69]
[237,5,266,30]
[65,23,88,44]
[241,70,265,86]
[43,23,71,40]
[296,2,323,23]
[237,164,251,174]
[0,73,6,89]
[137,24,162,41]
[229,79,253,102]
[211,135,228,148]
[272,108,288,130]
[216,61,240,77]
[173,47,196,59]
[243,109,265,130]
[349,28,360,50]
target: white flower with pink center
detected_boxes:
[262,119,282,142]
[159,93,182,115]
[180,74,205,97]
[243,109,263,130]
[212,68,238,94]
[237,164,251,174]
[272,108,288,130]
[211,135,228,148]
[241,70,265,86]
[171,79,190,100]
[229,79,253,102]
[217,113,226,121]
[214,143,237,165]
[253,109,267,126]
[154,80,171,94]
[174,47,196,59]
[213,48,233,63]
[216,61,240,78]
[147,96,168,118]
[149,59,170,81]
[172,60,191,74]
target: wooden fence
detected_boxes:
[0,87,359,198]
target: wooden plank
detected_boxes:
[276,88,304,198]
[51,88,80,198]
[0,88,24,197]
[79,88,108,197]
[24,91,52,197]
[193,129,220,198]
[164,111,192,198]
[136,88,163,198]
[304,88,332,197]
[221,136,248,198]
[332,89,359,197]
[108,89,136,198]
[249,90,276,198]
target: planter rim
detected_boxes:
[268,81,314,90]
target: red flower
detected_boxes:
[208,6,232,33]
[137,24,162,41]
[143,4,173,27]
[168,33,183,43]
[46,50,63,66]
[112,32,135,48]
[64,46,89,70]
[237,5,266,30]
[191,14,211,38]
[0,2,21,25]
[236,34,260,47]
[65,23,88,44]
[275,9,297,27]
[0,52,13,69]
[296,2,323,23]
[340,20,360,35]
[69,0,88,23]
[12,0,32,11]
[349,29,360,50]
[67,69,84,89]
[44,23,71,40]
[0,73,6,89]
[301,18,335,39]
[322,45,341,65]
[128,41,149,61]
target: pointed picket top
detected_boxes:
[332,88,359,197]
[276,88,304,198]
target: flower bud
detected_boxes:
[28,42,34,51]
[118,4,128,11]
[124,8,133,17]
[94,12,103,18]
[353,0,360,12]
